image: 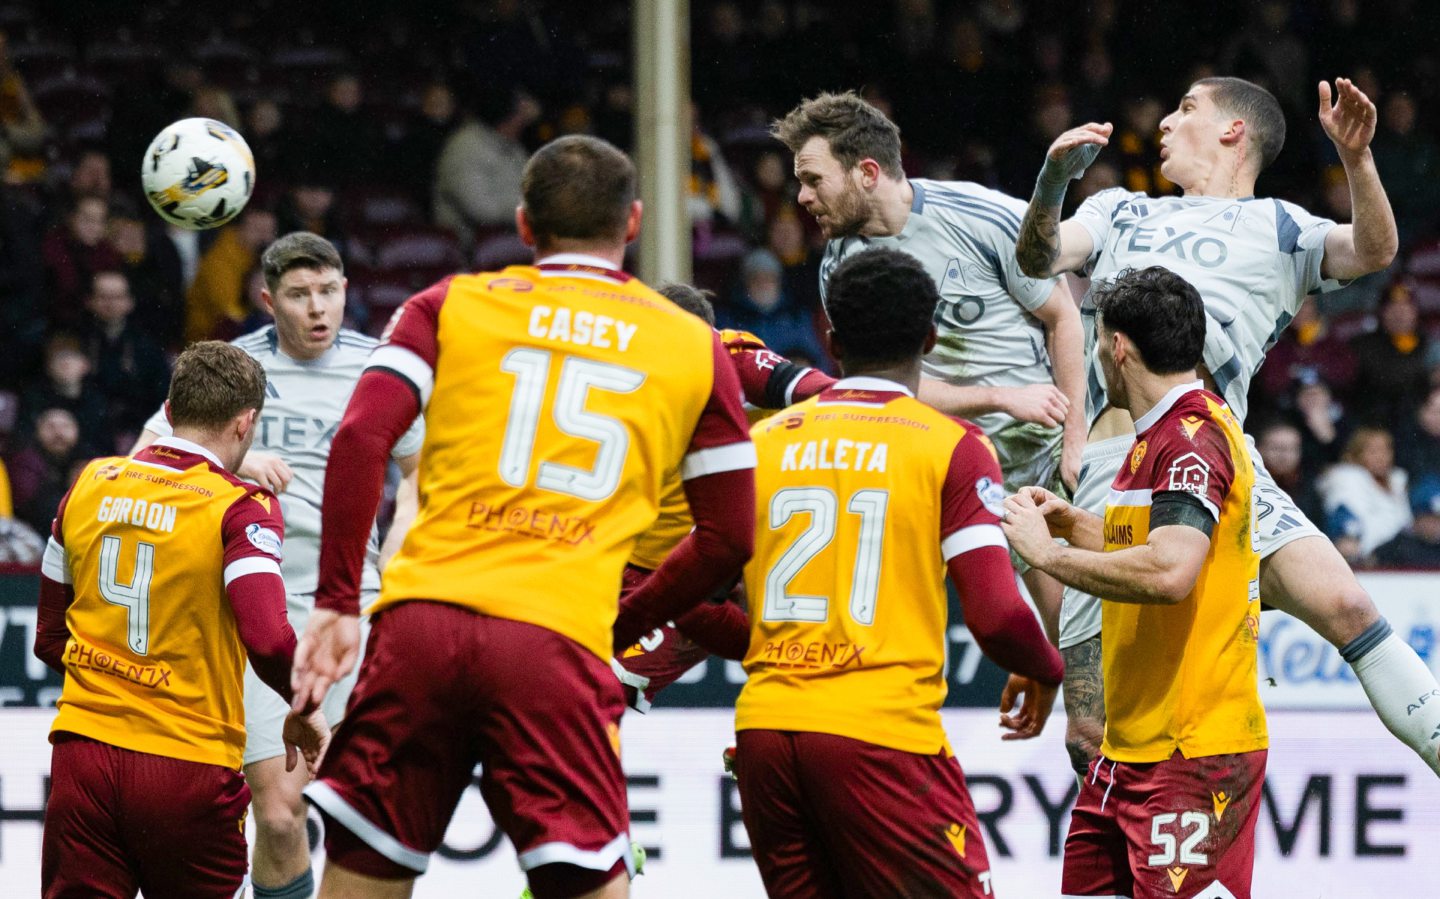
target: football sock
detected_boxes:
[253,869,314,899]
[1343,618,1440,778]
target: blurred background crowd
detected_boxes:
[1,0,1439,569]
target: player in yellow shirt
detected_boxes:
[711,247,1064,898]
[1002,267,1264,899]
[292,136,756,899]
[33,342,327,899]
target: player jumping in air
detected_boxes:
[1004,266,1266,899]
[671,247,1064,898]
[292,135,757,899]
[36,342,328,898]
[773,91,1086,639]
[1015,76,1440,779]
[133,232,424,899]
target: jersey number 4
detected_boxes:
[498,348,645,501]
[763,487,888,625]
[99,535,154,656]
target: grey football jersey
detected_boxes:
[144,327,425,595]
[820,179,1063,436]
[1074,188,1342,425]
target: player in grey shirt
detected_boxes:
[774,92,1087,639]
[1016,76,1440,780]
[134,233,424,898]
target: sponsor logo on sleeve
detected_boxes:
[245,523,283,559]
[1167,452,1211,496]
[976,477,1006,517]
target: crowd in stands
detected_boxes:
[1,0,1439,568]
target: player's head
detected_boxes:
[1093,266,1206,411]
[656,282,717,327]
[260,231,347,361]
[773,91,902,239]
[823,247,938,375]
[517,135,640,257]
[1160,77,1285,187]
[165,341,267,469]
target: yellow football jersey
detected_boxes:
[48,440,286,770]
[1100,385,1266,762]
[629,329,831,571]
[736,377,1007,754]
[369,257,755,660]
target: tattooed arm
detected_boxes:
[1060,635,1106,778]
[1016,123,1111,278]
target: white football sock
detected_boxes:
[1347,623,1440,778]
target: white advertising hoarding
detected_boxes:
[2,707,1437,897]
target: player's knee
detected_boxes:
[1332,581,1381,641]
[253,785,309,844]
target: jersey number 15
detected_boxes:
[498,348,645,501]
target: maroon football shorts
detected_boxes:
[613,563,719,711]
[735,729,993,899]
[43,732,250,899]
[1061,748,1267,898]
[305,601,633,898]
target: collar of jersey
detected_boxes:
[535,252,621,271]
[151,435,224,470]
[1132,379,1204,434]
[831,375,914,397]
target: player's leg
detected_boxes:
[732,729,843,899]
[41,734,139,899]
[1059,756,1133,899]
[1116,750,1266,899]
[794,733,993,899]
[1248,447,1440,776]
[305,603,484,897]
[474,617,634,899]
[127,749,252,899]
[243,648,316,897]
[1056,435,1132,780]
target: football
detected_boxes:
[140,117,256,230]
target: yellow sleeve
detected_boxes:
[0,458,12,518]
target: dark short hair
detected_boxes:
[168,341,266,430]
[260,231,344,294]
[824,247,938,369]
[521,135,636,246]
[1093,266,1206,375]
[772,91,904,179]
[1193,77,1286,172]
[655,282,716,326]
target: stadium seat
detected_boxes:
[10,40,77,82]
[1327,308,1375,342]
[30,75,111,140]
[340,187,425,231]
[371,227,463,272]
[473,232,531,270]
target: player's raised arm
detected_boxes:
[1317,78,1399,280]
[1015,123,1110,278]
[612,331,756,651]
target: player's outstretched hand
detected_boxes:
[1001,492,1058,568]
[998,674,1058,741]
[1000,384,1070,428]
[292,609,360,716]
[1319,78,1377,162]
[240,452,294,494]
[283,707,330,777]
[1041,123,1113,182]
